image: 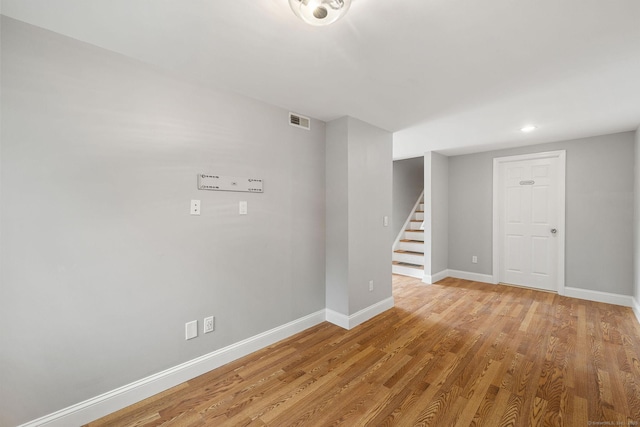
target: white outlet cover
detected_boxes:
[204,316,215,333]
[239,201,248,215]
[190,200,201,215]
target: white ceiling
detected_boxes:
[2,0,640,158]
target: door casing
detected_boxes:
[492,150,566,293]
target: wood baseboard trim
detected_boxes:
[562,286,634,308]
[326,297,395,330]
[18,310,326,427]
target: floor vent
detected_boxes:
[289,112,310,130]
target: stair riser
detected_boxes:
[419,203,425,211]
[404,231,424,241]
[392,265,424,279]
[413,212,425,221]
[408,222,424,230]
[397,241,424,252]
[393,252,424,265]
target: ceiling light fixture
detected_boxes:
[520,125,537,133]
[289,0,351,26]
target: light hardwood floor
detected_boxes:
[87,275,640,426]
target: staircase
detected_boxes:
[392,194,425,279]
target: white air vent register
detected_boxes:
[289,112,310,130]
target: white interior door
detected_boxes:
[496,152,565,292]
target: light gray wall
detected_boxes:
[392,157,424,243]
[0,17,326,426]
[346,117,393,313]
[429,152,449,276]
[448,153,493,274]
[635,127,640,306]
[448,131,635,296]
[424,153,433,277]
[325,117,393,316]
[325,117,349,315]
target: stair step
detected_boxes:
[397,240,424,252]
[392,261,423,269]
[394,250,423,255]
[404,230,425,241]
[392,262,424,279]
[393,250,424,265]
[408,221,424,230]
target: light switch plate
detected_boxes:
[239,201,248,215]
[185,320,198,340]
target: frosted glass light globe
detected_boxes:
[289,0,352,26]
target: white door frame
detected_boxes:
[492,150,566,294]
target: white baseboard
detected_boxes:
[326,297,395,330]
[431,269,449,283]
[633,298,640,325]
[447,269,496,284]
[562,287,635,308]
[423,269,494,285]
[18,310,326,427]
[422,269,448,284]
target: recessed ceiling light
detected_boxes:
[289,0,351,26]
[520,125,537,133]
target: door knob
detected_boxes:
[551,228,557,234]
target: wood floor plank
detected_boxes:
[86,276,640,427]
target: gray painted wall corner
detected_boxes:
[635,127,640,309]
[346,117,393,314]
[430,152,449,275]
[424,152,450,280]
[325,117,350,315]
[325,117,393,317]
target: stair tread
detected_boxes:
[394,250,424,255]
[392,261,424,269]
[410,220,423,223]
[405,229,424,232]
[400,239,424,243]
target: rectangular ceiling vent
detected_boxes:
[289,112,310,130]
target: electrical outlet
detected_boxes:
[239,201,248,215]
[204,316,215,333]
[472,255,478,264]
[369,280,374,292]
[185,320,198,340]
[190,200,201,215]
